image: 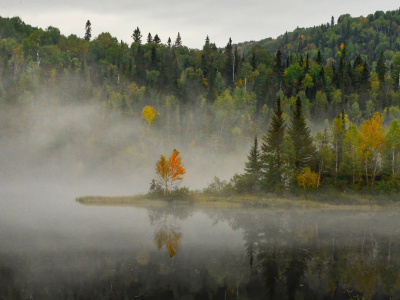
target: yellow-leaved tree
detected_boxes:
[297,167,319,190]
[358,112,385,187]
[155,149,186,195]
[142,105,157,125]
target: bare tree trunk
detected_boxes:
[393,148,395,177]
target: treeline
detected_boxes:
[231,96,400,193]
[0,10,400,166]
[1,11,400,145]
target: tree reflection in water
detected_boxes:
[151,210,183,257]
[2,206,400,299]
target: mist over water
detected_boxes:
[2,190,400,299]
[0,97,247,196]
[2,99,400,299]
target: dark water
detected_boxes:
[1,190,400,299]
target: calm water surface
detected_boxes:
[1,188,400,299]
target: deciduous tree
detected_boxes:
[142,105,157,125]
[385,119,400,177]
[155,149,186,195]
[358,112,385,187]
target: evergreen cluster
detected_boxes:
[239,98,400,193]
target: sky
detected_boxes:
[2,0,400,49]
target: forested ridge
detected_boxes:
[2,8,400,192]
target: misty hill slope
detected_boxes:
[237,9,400,62]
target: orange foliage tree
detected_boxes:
[155,149,186,195]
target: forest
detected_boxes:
[2,8,400,194]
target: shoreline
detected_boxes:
[75,192,400,211]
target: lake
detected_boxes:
[1,188,400,299]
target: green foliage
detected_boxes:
[288,97,316,172]
[244,136,262,192]
[262,98,286,191]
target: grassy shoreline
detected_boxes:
[76,192,400,210]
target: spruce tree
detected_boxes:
[234,46,239,80]
[153,34,161,44]
[288,96,316,172]
[262,97,286,190]
[305,53,310,73]
[174,32,182,47]
[316,50,322,65]
[147,32,153,44]
[224,37,234,87]
[376,51,385,82]
[84,20,91,41]
[132,27,142,44]
[244,136,262,192]
[273,49,284,89]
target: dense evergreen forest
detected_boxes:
[2,8,400,193]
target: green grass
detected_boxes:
[76,192,400,211]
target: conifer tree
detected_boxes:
[153,34,161,44]
[273,49,284,89]
[262,97,286,190]
[147,33,153,44]
[288,96,316,172]
[244,136,262,192]
[174,32,182,47]
[376,51,385,82]
[316,50,322,65]
[305,53,310,73]
[132,27,142,44]
[167,37,171,48]
[224,37,234,86]
[84,20,91,41]
[234,45,240,81]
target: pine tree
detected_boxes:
[234,45,239,81]
[153,34,161,44]
[273,49,284,90]
[316,50,322,65]
[174,32,182,47]
[84,20,91,41]
[331,16,335,27]
[167,37,171,48]
[288,96,316,172]
[244,136,262,192]
[376,51,385,82]
[132,27,142,44]
[262,98,286,190]
[147,33,153,44]
[305,53,310,73]
[224,37,234,86]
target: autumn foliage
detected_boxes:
[155,149,186,195]
[142,105,157,125]
[297,167,319,190]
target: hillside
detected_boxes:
[237,9,400,63]
[0,10,400,146]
